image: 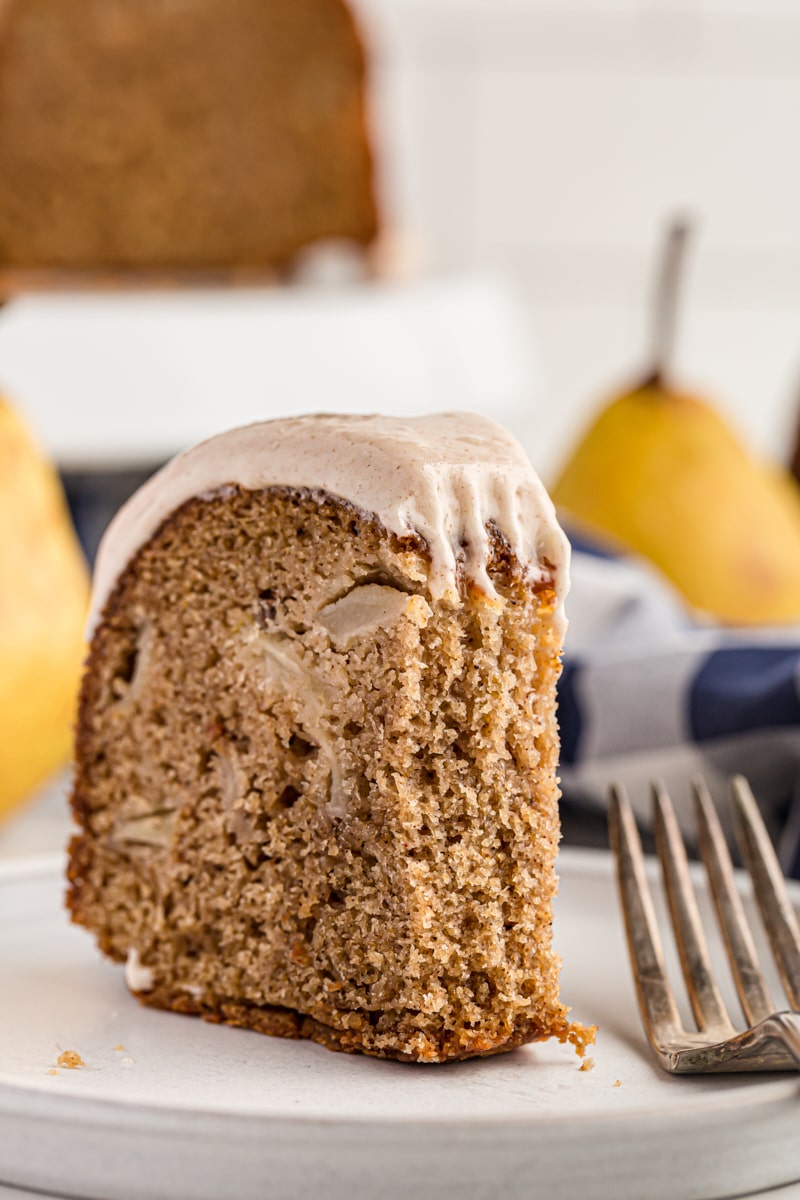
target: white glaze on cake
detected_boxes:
[90,413,569,630]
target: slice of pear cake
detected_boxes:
[67,413,593,1063]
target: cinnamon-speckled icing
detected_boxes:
[89,413,569,631]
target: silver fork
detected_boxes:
[608,775,800,1073]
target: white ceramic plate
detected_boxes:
[0,848,798,1200]
[0,275,537,469]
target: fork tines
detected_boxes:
[608,776,800,1073]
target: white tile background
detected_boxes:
[356,0,800,478]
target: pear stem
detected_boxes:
[645,218,691,388]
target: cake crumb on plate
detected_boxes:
[579,1057,595,1072]
[56,1050,85,1070]
[614,1079,622,1088]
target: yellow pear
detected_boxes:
[551,222,800,626]
[0,397,89,818]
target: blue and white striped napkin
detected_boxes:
[558,534,800,877]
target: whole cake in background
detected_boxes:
[0,0,376,271]
[67,413,594,1063]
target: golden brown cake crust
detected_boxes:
[68,486,582,1064]
[133,986,572,1063]
[0,0,377,272]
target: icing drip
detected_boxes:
[89,413,569,632]
[124,948,154,992]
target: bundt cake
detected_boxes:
[67,413,591,1063]
[0,0,376,273]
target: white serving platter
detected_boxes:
[0,272,538,470]
[0,848,798,1200]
